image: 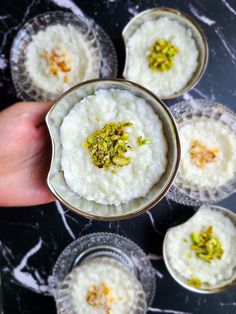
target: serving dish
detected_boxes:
[56,256,147,314]
[10,11,117,101]
[51,233,155,309]
[122,8,208,99]
[163,205,236,293]
[46,78,180,220]
[167,99,236,206]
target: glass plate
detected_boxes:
[10,11,118,101]
[167,99,236,206]
[50,232,156,307]
[56,257,147,313]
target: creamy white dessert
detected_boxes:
[125,17,198,98]
[166,206,236,287]
[178,119,236,189]
[60,88,168,206]
[65,257,146,314]
[25,24,100,96]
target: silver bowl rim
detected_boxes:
[46,78,181,221]
[122,7,209,100]
[163,204,236,294]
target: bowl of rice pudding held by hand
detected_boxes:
[46,79,180,220]
[163,205,236,293]
[10,12,101,101]
[122,8,208,99]
[167,99,236,206]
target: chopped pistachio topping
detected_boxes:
[41,47,72,83]
[83,122,133,170]
[86,283,115,314]
[190,140,219,168]
[137,136,151,146]
[183,238,188,243]
[148,38,179,72]
[187,277,202,288]
[190,226,224,263]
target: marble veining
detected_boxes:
[189,4,216,26]
[221,0,236,15]
[55,200,76,239]
[146,211,163,236]
[148,308,191,314]
[51,0,84,17]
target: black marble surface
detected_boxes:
[0,0,236,313]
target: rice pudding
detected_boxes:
[60,88,168,206]
[125,17,198,98]
[165,206,236,287]
[61,257,146,314]
[178,119,236,189]
[25,24,100,96]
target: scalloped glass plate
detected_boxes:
[10,11,118,101]
[56,257,147,313]
[51,233,156,308]
[167,99,236,206]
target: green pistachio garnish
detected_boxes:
[190,226,224,263]
[148,38,178,72]
[183,238,188,243]
[187,277,202,288]
[137,136,151,146]
[83,122,133,171]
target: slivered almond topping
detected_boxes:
[190,140,219,168]
[41,47,72,82]
[86,283,116,314]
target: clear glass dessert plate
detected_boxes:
[167,99,236,206]
[51,233,156,309]
[46,78,180,220]
[163,205,236,293]
[10,11,118,101]
[56,257,147,313]
[122,7,208,100]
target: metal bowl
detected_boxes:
[122,8,208,100]
[163,205,236,293]
[46,78,180,221]
[167,99,236,206]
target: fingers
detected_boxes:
[5,101,54,127]
[29,101,54,127]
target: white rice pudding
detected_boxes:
[166,207,236,286]
[25,24,100,96]
[67,258,146,314]
[60,88,167,206]
[178,119,236,189]
[126,17,198,98]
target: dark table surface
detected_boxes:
[0,0,236,313]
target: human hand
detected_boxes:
[0,101,56,206]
